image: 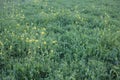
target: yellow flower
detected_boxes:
[27,39,39,43]
[26,38,31,43]
[41,31,45,35]
[34,40,39,42]
[26,38,39,43]
[42,28,46,31]
[28,39,33,43]
[43,41,46,45]
[52,40,57,44]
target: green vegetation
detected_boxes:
[0,0,120,80]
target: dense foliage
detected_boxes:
[0,0,120,80]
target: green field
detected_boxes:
[0,0,120,80]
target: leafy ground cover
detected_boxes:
[0,0,120,80]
